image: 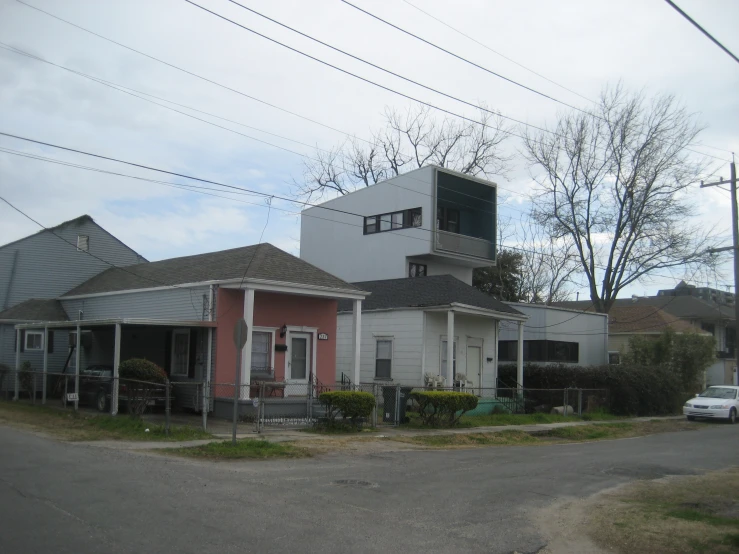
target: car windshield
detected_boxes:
[698,387,737,399]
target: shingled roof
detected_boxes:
[0,299,69,322]
[608,305,708,335]
[62,243,365,297]
[337,275,523,316]
[556,295,734,322]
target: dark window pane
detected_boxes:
[365,216,377,234]
[409,208,422,227]
[375,359,392,379]
[380,214,391,231]
[391,212,404,229]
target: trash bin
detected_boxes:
[382,386,413,423]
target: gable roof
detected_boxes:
[337,275,523,315]
[0,299,69,322]
[61,243,365,297]
[555,295,734,322]
[607,305,709,335]
[0,214,147,262]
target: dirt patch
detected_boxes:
[534,468,739,554]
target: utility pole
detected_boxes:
[701,160,738,385]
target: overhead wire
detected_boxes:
[664,0,739,65]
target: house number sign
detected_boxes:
[318,333,329,340]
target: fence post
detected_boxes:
[32,372,36,405]
[563,389,568,416]
[201,381,208,432]
[165,379,171,436]
[63,377,68,408]
[395,384,401,426]
[578,389,583,416]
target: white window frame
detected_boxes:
[251,327,277,372]
[77,235,89,252]
[170,329,190,377]
[374,337,394,380]
[25,331,44,351]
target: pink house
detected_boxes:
[13,243,366,417]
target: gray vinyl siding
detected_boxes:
[0,218,144,310]
[61,287,210,322]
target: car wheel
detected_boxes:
[686,416,696,422]
[729,408,737,425]
[96,390,109,413]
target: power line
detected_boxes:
[339,0,731,163]
[399,0,596,105]
[339,0,589,115]
[221,0,555,137]
[664,0,739,65]
[3,131,730,290]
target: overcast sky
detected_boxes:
[0,0,737,298]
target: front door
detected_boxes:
[287,332,312,396]
[467,346,481,392]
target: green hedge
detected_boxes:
[498,363,690,416]
[409,391,478,427]
[118,359,167,384]
[319,391,375,425]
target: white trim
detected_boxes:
[24,330,44,350]
[16,318,217,329]
[440,335,458,383]
[61,277,367,301]
[170,328,190,377]
[339,304,528,322]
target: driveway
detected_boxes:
[0,423,737,553]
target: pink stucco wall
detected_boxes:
[214,288,338,385]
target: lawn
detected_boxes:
[402,409,623,429]
[0,400,211,441]
[393,420,697,448]
[165,439,310,460]
[587,467,739,554]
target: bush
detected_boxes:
[118,359,167,417]
[19,361,34,397]
[499,362,688,416]
[409,391,478,427]
[118,358,167,383]
[319,391,375,427]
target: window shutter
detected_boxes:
[47,331,54,353]
[188,329,197,378]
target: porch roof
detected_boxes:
[14,318,217,330]
[0,298,69,323]
[338,275,526,320]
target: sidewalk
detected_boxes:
[97,415,684,450]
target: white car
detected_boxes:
[684,386,739,424]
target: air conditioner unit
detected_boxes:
[608,351,621,365]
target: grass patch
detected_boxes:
[301,423,378,435]
[392,420,695,449]
[402,410,624,429]
[166,439,310,460]
[0,400,210,441]
[587,467,739,554]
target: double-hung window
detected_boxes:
[441,339,457,377]
[251,331,272,372]
[25,331,44,351]
[375,339,392,379]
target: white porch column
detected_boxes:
[352,299,362,385]
[74,323,81,411]
[42,326,48,404]
[516,321,524,388]
[112,323,121,415]
[14,329,20,400]
[242,288,255,399]
[446,309,455,386]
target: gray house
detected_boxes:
[0,215,145,383]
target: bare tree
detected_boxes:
[515,219,579,304]
[294,104,512,202]
[523,85,718,313]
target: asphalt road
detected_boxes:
[0,424,737,554]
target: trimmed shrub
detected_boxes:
[118,358,167,383]
[118,359,167,416]
[319,391,375,426]
[409,391,478,427]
